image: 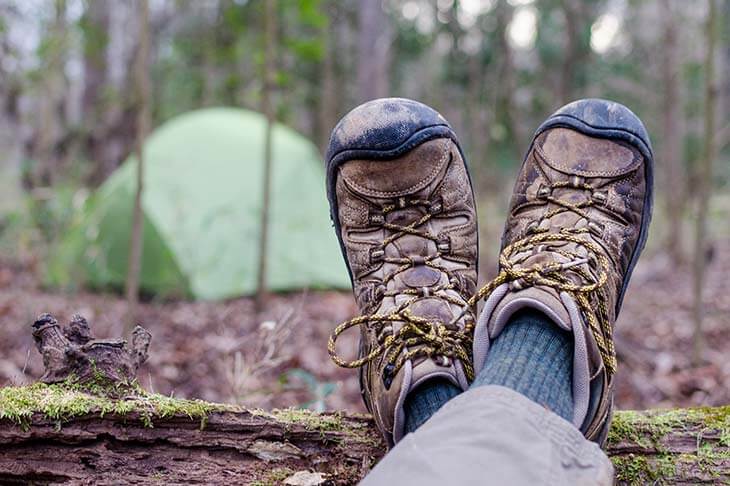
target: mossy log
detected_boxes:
[0,313,726,484]
[0,383,383,485]
[0,386,727,485]
[607,406,730,485]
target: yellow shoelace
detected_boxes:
[328,174,620,383]
[327,199,475,384]
[468,228,616,375]
[465,167,619,374]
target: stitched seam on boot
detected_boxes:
[341,140,450,197]
[534,142,640,178]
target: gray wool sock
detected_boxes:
[404,378,461,434]
[403,309,574,434]
[470,309,574,421]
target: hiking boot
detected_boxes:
[325,98,478,447]
[472,99,654,445]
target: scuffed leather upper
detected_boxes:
[334,137,477,445]
[503,127,647,324]
[479,125,650,443]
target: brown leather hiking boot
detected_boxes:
[325,98,478,447]
[472,98,654,445]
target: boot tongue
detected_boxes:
[477,281,602,431]
[488,285,572,336]
[391,353,468,444]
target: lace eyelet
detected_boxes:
[428,198,443,214]
[369,247,385,263]
[537,184,552,199]
[570,175,585,188]
[369,211,385,225]
[382,364,395,389]
[588,220,605,237]
[373,284,386,300]
[591,191,608,205]
[435,355,451,367]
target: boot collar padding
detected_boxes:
[473,284,598,429]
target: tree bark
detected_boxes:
[81,0,111,173]
[357,0,390,102]
[0,404,382,485]
[660,0,686,265]
[255,0,277,312]
[125,0,151,332]
[0,396,727,485]
[608,407,730,485]
[692,0,719,366]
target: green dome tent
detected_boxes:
[47,108,350,300]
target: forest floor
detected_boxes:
[0,238,729,414]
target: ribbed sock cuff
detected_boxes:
[470,309,574,421]
[404,378,461,434]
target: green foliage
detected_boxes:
[27,186,86,244]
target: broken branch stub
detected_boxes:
[32,313,151,387]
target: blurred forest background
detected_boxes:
[0,0,728,414]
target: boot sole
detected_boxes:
[532,98,655,317]
[325,97,478,284]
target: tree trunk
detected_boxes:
[494,0,524,160]
[0,401,382,485]
[0,33,23,214]
[81,0,111,174]
[125,0,151,331]
[357,0,390,102]
[255,0,277,312]
[0,391,727,485]
[608,407,730,485]
[559,0,581,105]
[318,1,339,152]
[692,0,719,366]
[660,0,686,265]
[31,0,69,189]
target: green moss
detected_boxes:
[609,407,730,484]
[607,410,650,446]
[608,406,730,449]
[0,380,229,430]
[269,407,345,432]
[612,453,676,485]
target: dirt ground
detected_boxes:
[1,239,729,414]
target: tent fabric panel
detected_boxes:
[47,181,190,299]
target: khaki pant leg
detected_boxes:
[361,385,613,486]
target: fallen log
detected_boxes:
[0,384,383,485]
[0,386,728,485]
[0,314,726,485]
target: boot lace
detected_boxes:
[329,162,622,382]
[468,169,619,375]
[327,197,475,384]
